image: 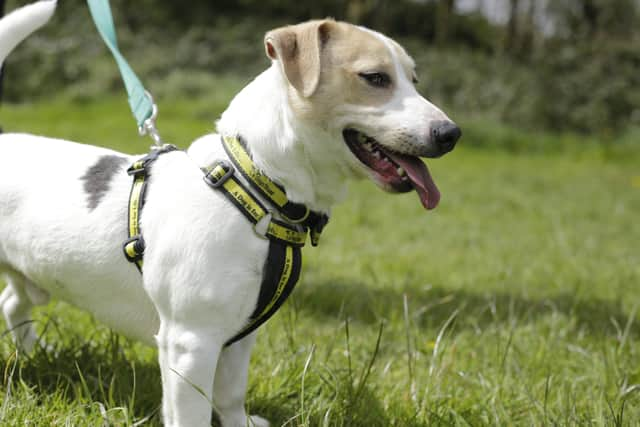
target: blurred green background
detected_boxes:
[0,2,639,425]
[3,0,640,141]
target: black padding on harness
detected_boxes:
[123,137,328,347]
[225,241,302,346]
[221,135,330,246]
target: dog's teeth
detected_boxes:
[397,167,406,176]
[373,151,381,159]
[363,143,373,151]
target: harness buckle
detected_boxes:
[203,160,235,188]
[123,235,145,262]
[127,161,147,176]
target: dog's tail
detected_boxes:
[0,1,57,68]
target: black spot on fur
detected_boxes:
[81,155,127,210]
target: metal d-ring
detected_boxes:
[138,91,164,148]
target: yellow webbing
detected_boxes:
[221,135,328,239]
[267,222,307,246]
[124,145,179,271]
[209,164,265,222]
[206,163,307,246]
[128,175,145,237]
[125,173,146,270]
[223,136,289,207]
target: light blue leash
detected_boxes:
[86,0,163,145]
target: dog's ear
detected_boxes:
[264,20,333,98]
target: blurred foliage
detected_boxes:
[2,0,639,137]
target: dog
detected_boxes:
[0,2,460,426]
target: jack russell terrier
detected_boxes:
[0,1,460,426]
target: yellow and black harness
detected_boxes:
[122,136,329,346]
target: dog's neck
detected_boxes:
[216,65,349,214]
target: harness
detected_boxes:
[87,0,330,347]
[122,137,329,346]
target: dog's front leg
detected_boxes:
[213,332,270,427]
[156,319,224,427]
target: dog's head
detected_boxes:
[265,20,460,210]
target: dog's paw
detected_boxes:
[248,415,270,427]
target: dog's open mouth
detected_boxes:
[343,129,440,210]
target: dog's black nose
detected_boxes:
[432,121,461,153]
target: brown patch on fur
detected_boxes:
[319,22,396,107]
[265,20,413,123]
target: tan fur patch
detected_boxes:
[318,21,396,107]
[274,20,417,124]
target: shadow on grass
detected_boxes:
[293,279,638,338]
[1,312,394,427]
[0,330,162,425]
[248,375,393,427]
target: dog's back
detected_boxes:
[0,134,164,342]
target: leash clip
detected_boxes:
[139,91,164,147]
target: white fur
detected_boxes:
[0,5,455,427]
[216,66,351,213]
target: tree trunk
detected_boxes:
[520,0,537,57]
[435,0,455,46]
[505,0,520,53]
[581,0,599,38]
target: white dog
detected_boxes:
[0,2,460,426]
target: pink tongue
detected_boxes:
[387,152,440,210]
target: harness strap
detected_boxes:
[225,242,301,346]
[221,136,329,246]
[201,157,307,345]
[123,145,178,272]
[123,138,325,347]
[202,161,307,247]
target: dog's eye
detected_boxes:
[358,72,391,88]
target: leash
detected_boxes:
[86,0,163,146]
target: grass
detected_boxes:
[0,92,639,426]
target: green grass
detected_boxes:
[0,94,639,426]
